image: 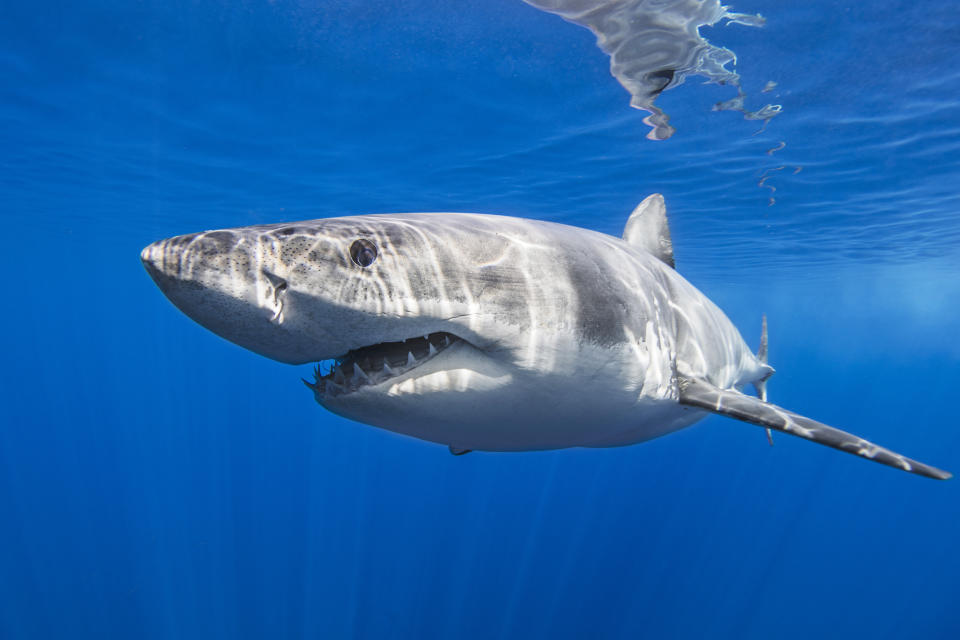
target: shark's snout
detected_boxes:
[140,242,155,269]
[141,231,241,283]
[141,230,329,364]
[141,238,176,289]
[141,239,163,275]
[141,238,188,300]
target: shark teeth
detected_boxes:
[306,332,462,400]
[353,362,369,382]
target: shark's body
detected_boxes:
[142,196,950,479]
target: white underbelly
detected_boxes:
[323,369,705,451]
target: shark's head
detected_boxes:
[142,214,601,444]
[141,213,509,359]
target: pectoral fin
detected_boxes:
[677,376,951,480]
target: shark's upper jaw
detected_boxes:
[303,331,464,399]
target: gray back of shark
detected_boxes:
[142,195,951,480]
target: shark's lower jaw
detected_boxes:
[303,332,462,399]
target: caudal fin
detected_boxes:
[678,376,951,480]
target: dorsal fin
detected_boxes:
[622,194,675,268]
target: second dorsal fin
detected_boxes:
[622,194,675,268]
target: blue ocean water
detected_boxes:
[2,0,959,638]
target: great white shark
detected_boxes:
[141,195,951,480]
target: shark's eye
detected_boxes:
[350,239,378,268]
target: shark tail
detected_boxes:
[677,375,951,480]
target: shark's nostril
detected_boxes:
[261,269,286,290]
[262,270,288,323]
[273,280,288,308]
[262,270,288,301]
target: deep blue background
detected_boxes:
[2,1,959,638]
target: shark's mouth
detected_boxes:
[303,332,462,399]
